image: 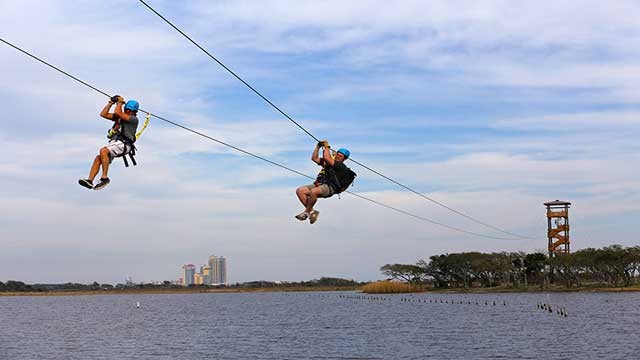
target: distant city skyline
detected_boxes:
[180,255,227,286]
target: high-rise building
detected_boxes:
[202,265,212,285]
[194,273,204,285]
[208,255,227,285]
[181,264,196,286]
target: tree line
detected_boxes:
[381,245,640,289]
[0,277,362,293]
[0,281,115,292]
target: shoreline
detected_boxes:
[2,284,640,297]
[0,286,359,297]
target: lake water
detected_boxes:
[1,291,638,359]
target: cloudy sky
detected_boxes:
[1,0,638,284]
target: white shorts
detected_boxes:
[105,140,131,163]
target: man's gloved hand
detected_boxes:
[316,140,330,148]
[110,95,121,103]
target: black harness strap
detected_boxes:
[113,134,137,167]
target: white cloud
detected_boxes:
[492,110,640,130]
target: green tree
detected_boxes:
[550,253,580,287]
[420,254,473,288]
[5,281,32,292]
[623,246,640,285]
[315,277,359,286]
[380,264,425,284]
[524,252,547,286]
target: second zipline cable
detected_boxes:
[137,0,532,240]
[0,37,524,241]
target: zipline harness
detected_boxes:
[107,112,151,167]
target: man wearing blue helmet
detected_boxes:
[295,140,355,224]
[78,95,140,190]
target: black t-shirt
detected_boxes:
[316,161,349,189]
[331,161,349,183]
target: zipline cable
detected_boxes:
[0,37,524,241]
[137,0,532,240]
[1,38,111,98]
[0,38,309,179]
[345,158,531,239]
[137,0,319,143]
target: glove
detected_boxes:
[110,95,120,103]
[317,140,330,148]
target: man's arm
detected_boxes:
[113,100,132,122]
[311,144,322,165]
[99,101,116,120]
[322,146,335,166]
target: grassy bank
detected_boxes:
[362,281,424,294]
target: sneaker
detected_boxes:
[309,210,320,224]
[78,178,93,189]
[295,212,309,221]
[93,177,110,190]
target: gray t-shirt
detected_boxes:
[120,115,139,142]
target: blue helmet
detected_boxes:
[337,148,350,159]
[124,100,139,112]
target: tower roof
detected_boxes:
[544,200,571,206]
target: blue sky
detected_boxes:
[1,0,639,284]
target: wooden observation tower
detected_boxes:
[544,200,571,256]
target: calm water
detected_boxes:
[1,291,639,359]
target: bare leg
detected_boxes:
[305,187,325,213]
[296,186,310,207]
[88,155,101,181]
[99,147,111,179]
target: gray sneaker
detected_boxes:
[93,177,110,190]
[78,178,93,189]
[309,210,320,224]
[295,212,309,221]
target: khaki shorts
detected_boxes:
[305,183,333,198]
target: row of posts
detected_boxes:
[337,294,507,306]
[285,293,569,318]
[537,302,568,317]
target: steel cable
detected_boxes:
[137,0,532,239]
[0,37,525,240]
